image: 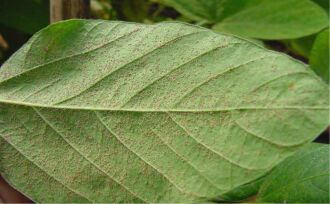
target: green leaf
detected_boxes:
[0,20,328,203]
[287,35,316,58]
[159,0,327,40]
[310,29,329,84]
[313,0,329,14]
[0,0,49,34]
[213,0,328,39]
[219,174,266,202]
[257,144,330,203]
[158,0,247,23]
[112,0,150,22]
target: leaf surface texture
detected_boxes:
[0,20,328,202]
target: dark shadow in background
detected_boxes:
[0,176,33,203]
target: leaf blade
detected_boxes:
[0,20,328,202]
[257,144,330,203]
[213,0,328,39]
[310,29,329,84]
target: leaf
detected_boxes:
[0,19,328,203]
[310,29,329,84]
[0,0,49,34]
[112,0,150,22]
[159,0,328,39]
[91,0,115,20]
[287,35,316,58]
[313,0,329,14]
[257,144,330,203]
[218,174,266,202]
[158,0,247,23]
[212,0,328,39]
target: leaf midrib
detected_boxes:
[0,99,328,112]
[1,98,324,150]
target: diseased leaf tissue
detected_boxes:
[0,20,328,202]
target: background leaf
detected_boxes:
[313,0,329,14]
[158,0,247,23]
[213,0,328,39]
[310,29,329,84]
[257,144,330,203]
[0,0,49,34]
[0,20,328,203]
[112,0,150,22]
[218,175,266,202]
[287,35,316,59]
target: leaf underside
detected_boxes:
[0,20,328,203]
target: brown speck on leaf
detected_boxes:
[43,46,49,53]
[288,83,295,90]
